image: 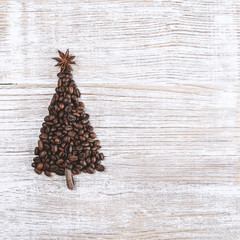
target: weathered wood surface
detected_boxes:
[0,0,239,239]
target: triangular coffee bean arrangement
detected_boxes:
[32,49,105,190]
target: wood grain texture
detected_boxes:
[0,0,239,239]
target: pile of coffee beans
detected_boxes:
[32,70,105,177]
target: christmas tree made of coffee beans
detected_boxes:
[32,49,105,190]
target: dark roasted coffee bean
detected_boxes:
[91,156,96,163]
[40,133,48,140]
[34,168,42,174]
[65,125,73,131]
[39,150,47,158]
[56,159,64,165]
[59,103,65,109]
[88,126,93,132]
[85,150,91,157]
[57,72,65,78]
[72,95,78,103]
[85,157,91,164]
[53,145,58,153]
[82,142,89,147]
[76,145,83,151]
[79,136,85,142]
[36,162,44,170]
[33,157,40,163]
[76,89,80,97]
[63,98,71,105]
[68,86,74,94]
[87,167,94,174]
[58,79,62,87]
[43,143,50,150]
[76,123,83,129]
[32,163,36,167]
[79,152,85,159]
[63,136,71,143]
[79,102,84,109]
[93,141,100,147]
[78,130,84,135]
[80,160,86,167]
[69,155,78,162]
[44,171,51,177]
[100,153,104,160]
[68,146,72,154]
[58,86,65,92]
[75,164,82,169]
[34,147,39,155]
[56,171,64,176]
[96,165,105,172]
[44,116,50,122]
[50,165,58,172]
[68,131,76,138]
[65,105,72,113]
[92,146,98,151]
[59,110,64,118]
[90,132,96,139]
[83,132,89,138]
[68,114,76,122]
[44,163,50,169]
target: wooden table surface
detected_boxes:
[0,1,239,239]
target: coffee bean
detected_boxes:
[44,163,50,169]
[56,159,64,165]
[43,144,50,150]
[58,79,62,87]
[39,150,47,158]
[100,153,104,160]
[59,103,65,109]
[63,136,71,143]
[34,168,42,174]
[91,156,96,163]
[87,167,94,174]
[65,105,72,113]
[50,165,58,172]
[68,114,76,122]
[69,155,78,162]
[90,133,96,139]
[79,102,84,109]
[56,171,64,176]
[57,72,65,78]
[94,140,100,146]
[40,133,48,140]
[96,165,105,172]
[34,147,39,155]
[65,125,73,131]
[53,145,58,152]
[33,157,40,163]
[76,89,81,97]
[76,123,83,129]
[92,146,98,151]
[76,145,83,151]
[68,131,76,138]
[59,110,64,118]
[36,162,44,170]
[85,157,91,164]
[69,86,74,94]
[44,171,51,177]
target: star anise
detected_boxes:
[52,49,76,72]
